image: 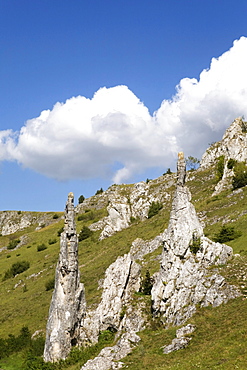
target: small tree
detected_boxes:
[140,270,153,295]
[232,162,247,189]
[148,202,163,219]
[213,225,242,243]
[95,188,104,195]
[78,195,85,204]
[186,156,200,170]
[216,155,225,181]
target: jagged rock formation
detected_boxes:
[200,117,247,194]
[152,152,240,326]
[44,193,86,362]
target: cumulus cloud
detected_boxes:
[2,36,247,183]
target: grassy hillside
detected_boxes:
[0,163,246,369]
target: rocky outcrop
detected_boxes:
[44,193,86,362]
[163,324,196,354]
[97,181,170,239]
[200,117,247,194]
[81,332,140,370]
[79,253,142,345]
[0,211,60,236]
[152,152,240,326]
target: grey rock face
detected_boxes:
[80,253,142,345]
[200,117,247,195]
[44,193,86,362]
[152,153,240,326]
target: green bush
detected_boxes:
[3,260,30,281]
[148,201,163,219]
[45,278,55,291]
[213,225,242,243]
[37,243,47,252]
[57,227,64,236]
[78,195,85,204]
[140,270,153,295]
[232,162,247,189]
[7,239,20,250]
[163,168,172,175]
[227,158,237,169]
[216,155,225,181]
[78,226,93,241]
[95,187,103,195]
[48,238,57,245]
[52,213,59,219]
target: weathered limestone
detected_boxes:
[79,253,142,345]
[44,193,86,362]
[200,117,247,195]
[152,153,240,326]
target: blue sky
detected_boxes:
[0,0,247,211]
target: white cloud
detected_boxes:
[2,36,247,183]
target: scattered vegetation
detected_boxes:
[3,260,30,281]
[213,225,242,243]
[52,214,59,219]
[148,202,163,219]
[227,158,237,169]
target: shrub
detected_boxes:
[78,195,85,204]
[48,238,57,245]
[95,187,103,195]
[148,201,163,219]
[241,120,247,133]
[3,260,30,280]
[227,158,237,169]
[57,227,64,236]
[52,213,59,219]
[189,233,201,254]
[232,162,247,189]
[45,278,55,291]
[216,155,225,181]
[7,239,20,250]
[37,243,47,252]
[78,226,93,241]
[213,225,242,243]
[164,168,172,175]
[140,270,153,295]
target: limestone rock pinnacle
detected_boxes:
[44,193,86,362]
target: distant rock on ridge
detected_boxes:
[44,193,86,362]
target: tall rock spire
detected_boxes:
[151,153,238,326]
[44,192,86,362]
